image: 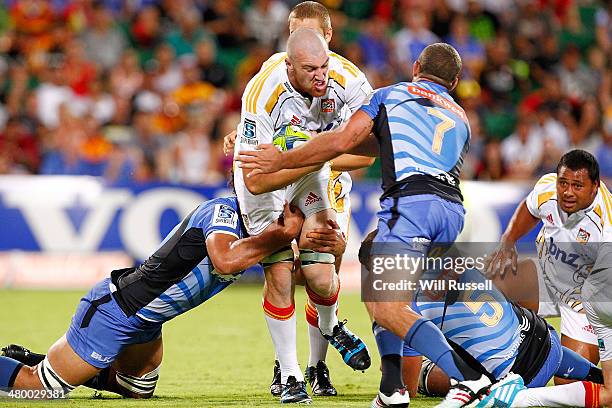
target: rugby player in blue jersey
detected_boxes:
[0,199,341,399]
[385,257,604,399]
[238,43,498,408]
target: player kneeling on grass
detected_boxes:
[0,197,343,400]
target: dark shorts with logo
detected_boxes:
[66,278,162,369]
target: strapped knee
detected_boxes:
[115,365,160,397]
[418,357,442,397]
[37,356,76,395]
[261,246,294,268]
[299,249,335,266]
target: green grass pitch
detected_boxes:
[0,284,560,407]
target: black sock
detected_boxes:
[23,352,45,367]
[585,366,604,384]
[380,354,404,395]
[450,351,482,381]
[83,367,112,390]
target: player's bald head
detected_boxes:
[286,28,328,62]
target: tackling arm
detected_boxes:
[237,111,375,174]
[282,111,375,167]
[206,204,303,274]
[331,150,378,171]
[242,165,323,195]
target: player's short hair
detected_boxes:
[417,43,462,89]
[289,1,331,32]
[557,149,600,183]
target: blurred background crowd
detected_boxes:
[0,0,609,184]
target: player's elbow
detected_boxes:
[243,173,268,195]
[214,261,240,275]
[361,156,376,167]
[246,181,266,195]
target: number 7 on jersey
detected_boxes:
[427,107,455,154]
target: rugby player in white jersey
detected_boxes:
[224,3,375,398]
[486,149,612,407]
[233,27,374,403]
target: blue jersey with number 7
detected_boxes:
[359,80,470,204]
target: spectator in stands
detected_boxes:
[556,44,598,104]
[80,2,127,71]
[171,116,221,185]
[63,39,98,96]
[245,0,289,49]
[394,8,438,80]
[195,37,230,89]
[10,0,58,55]
[109,49,144,100]
[530,34,560,85]
[202,0,249,49]
[129,6,163,64]
[357,15,392,74]
[85,76,116,126]
[35,58,74,130]
[595,112,612,179]
[445,14,485,79]
[501,114,543,179]
[0,116,39,174]
[477,139,505,181]
[150,43,183,94]
[595,2,611,52]
[164,7,211,57]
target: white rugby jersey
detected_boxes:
[234,51,372,217]
[525,173,612,310]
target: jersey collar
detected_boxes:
[415,79,449,94]
[559,195,598,227]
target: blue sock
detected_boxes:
[404,318,479,381]
[0,356,23,388]
[372,322,403,357]
[372,322,404,393]
[557,346,598,380]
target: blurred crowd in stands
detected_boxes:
[0,0,609,184]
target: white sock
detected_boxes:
[264,305,303,383]
[512,381,590,407]
[315,301,339,336]
[308,322,329,366]
[305,276,340,336]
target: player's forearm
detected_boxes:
[501,200,540,245]
[331,154,375,171]
[281,132,345,169]
[245,165,322,194]
[219,227,291,274]
[346,133,379,157]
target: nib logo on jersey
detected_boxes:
[305,192,322,206]
[546,214,554,225]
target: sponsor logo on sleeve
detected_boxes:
[241,118,258,145]
[213,204,238,229]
